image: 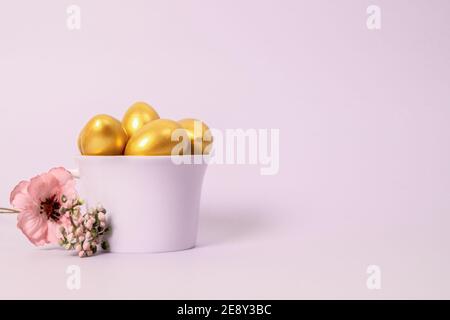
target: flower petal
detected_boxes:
[17,209,48,246]
[9,180,29,204]
[60,180,78,205]
[28,173,59,203]
[10,192,33,212]
[49,167,74,186]
[46,221,60,244]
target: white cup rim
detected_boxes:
[75,154,210,160]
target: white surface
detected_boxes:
[1,163,450,300]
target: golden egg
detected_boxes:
[78,114,128,155]
[178,118,213,154]
[122,101,160,137]
[125,119,189,156]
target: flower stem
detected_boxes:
[0,207,20,214]
[69,214,77,228]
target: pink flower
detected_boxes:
[82,241,91,251]
[75,227,83,236]
[98,212,106,221]
[9,167,77,246]
[84,220,93,230]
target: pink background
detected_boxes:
[1,0,450,298]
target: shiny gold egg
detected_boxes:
[178,118,213,154]
[122,101,160,137]
[78,114,128,155]
[125,119,189,156]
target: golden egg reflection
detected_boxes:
[125,119,189,156]
[78,114,128,155]
[178,118,213,154]
[122,102,160,137]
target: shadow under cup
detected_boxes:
[74,155,208,253]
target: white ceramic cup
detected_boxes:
[73,155,208,253]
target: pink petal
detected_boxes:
[9,180,29,204]
[46,221,60,244]
[40,173,61,196]
[17,209,48,246]
[10,192,33,212]
[60,180,78,204]
[27,173,59,203]
[49,167,73,186]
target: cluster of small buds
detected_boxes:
[58,198,111,258]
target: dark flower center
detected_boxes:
[40,195,61,222]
